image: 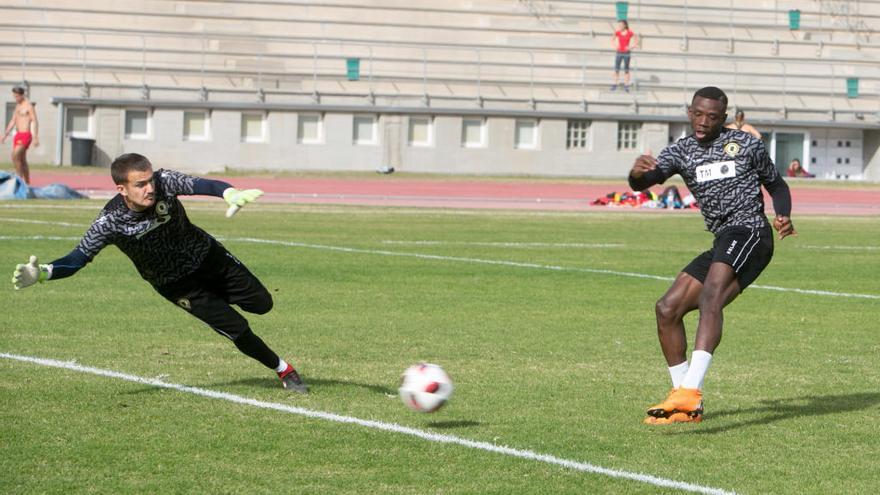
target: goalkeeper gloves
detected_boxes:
[12,255,51,290]
[223,188,264,218]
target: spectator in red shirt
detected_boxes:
[787,158,815,178]
[611,20,638,92]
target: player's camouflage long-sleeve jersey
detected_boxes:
[630,128,791,234]
[51,170,230,286]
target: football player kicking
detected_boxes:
[629,87,795,424]
[12,153,307,393]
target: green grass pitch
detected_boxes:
[2,201,878,494]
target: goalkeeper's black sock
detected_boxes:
[234,329,281,370]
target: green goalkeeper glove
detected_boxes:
[223,188,264,218]
[12,255,51,290]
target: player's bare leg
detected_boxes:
[694,262,741,353]
[12,145,29,184]
[654,272,702,366]
[647,263,741,421]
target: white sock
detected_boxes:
[274,359,289,373]
[681,350,712,390]
[668,361,689,389]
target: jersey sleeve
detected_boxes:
[157,169,197,196]
[653,144,682,182]
[751,138,793,217]
[752,138,780,185]
[628,143,681,191]
[75,214,114,261]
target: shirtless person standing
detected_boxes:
[2,86,39,184]
[725,110,761,140]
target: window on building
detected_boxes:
[461,118,486,148]
[353,115,377,145]
[124,109,151,140]
[5,102,15,128]
[408,116,433,147]
[183,110,210,141]
[617,121,642,150]
[297,114,323,144]
[514,119,538,149]
[566,120,591,149]
[241,112,267,143]
[65,107,93,138]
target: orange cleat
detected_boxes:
[646,387,703,418]
[643,411,703,425]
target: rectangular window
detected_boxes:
[124,109,151,140]
[241,112,267,143]
[353,115,377,145]
[566,120,591,149]
[183,110,210,141]
[297,114,323,144]
[66,107,92,138]
[461,118,486,148]
[408,116,433,147]
[617,121,642,150]
[514,119,538,149]
[5,102,15,128]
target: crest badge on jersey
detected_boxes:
[723,142,741,158]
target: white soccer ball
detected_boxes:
[399,363,454,413]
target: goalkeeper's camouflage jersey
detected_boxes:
[75,169,215,286]
[649,128,781,234]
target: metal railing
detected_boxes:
[1,25,877,122]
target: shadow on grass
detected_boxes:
[426,420,482,429]
[213,376,396,395]
[676,392,880,435]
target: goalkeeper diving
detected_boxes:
[11,153,307,393]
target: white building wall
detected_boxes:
[4,84,875,181]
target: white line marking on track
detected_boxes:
[0,352,735,495]
[381,240,626,248]
[1,234,877,300]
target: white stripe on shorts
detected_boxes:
[729,231,754,268]
[733,230,761,273]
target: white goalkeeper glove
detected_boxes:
[12,255,51,290]
[223,188,264,218]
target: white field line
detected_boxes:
[0,352,736,495]
[229,237,880,300]
[800,245,880,251]
[0,217,86,227]
[381,240,626,248]
[1,233,877,300]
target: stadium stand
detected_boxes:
[0,0,877,179]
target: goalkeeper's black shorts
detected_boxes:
[155,240,273,340]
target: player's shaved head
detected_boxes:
[111,153,153,185]
[692,87,728,112]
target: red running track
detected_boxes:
[28,171,880,216]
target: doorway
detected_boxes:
[774,132,805,175]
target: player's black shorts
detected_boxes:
[683,226,773,291]
[155,240,273,340]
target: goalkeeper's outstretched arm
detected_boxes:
[191,177,263,218]
[11,249,88,290]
